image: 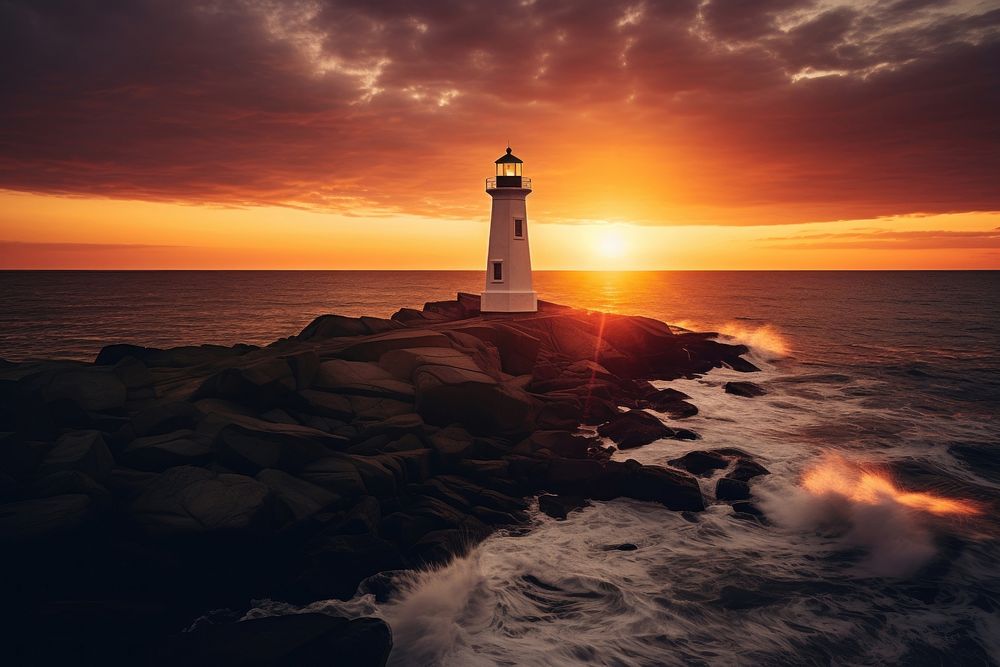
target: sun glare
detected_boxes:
[594,226,627,261]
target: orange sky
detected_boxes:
[1,0,997,269]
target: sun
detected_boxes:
[594,226,627,260]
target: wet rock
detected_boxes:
[157,613,392,667]
[516,431,595,459]
[38,430,114,482]
[716,477,751,501]
[131,466,276,536]
[616,464,706,511]
[257,468,339,522]
[731,500,767,523]
[538,493,590,520]
[668,450,729,476]
[596,409,672,448]
[643,388,699,418]
[724,381,767,398]
[121,429,214,471]
[728,458,771,482]
[725,357,762,373]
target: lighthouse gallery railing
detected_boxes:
[486,177,532,190]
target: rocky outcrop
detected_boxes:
[0,293,758,662]
[724,381,767,398]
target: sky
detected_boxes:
[0,0,998,270]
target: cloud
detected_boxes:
[759,228,1000,249]
[0,0,997,224]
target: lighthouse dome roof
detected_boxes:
[495,147,523,164]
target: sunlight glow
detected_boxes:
[802,456,980,517]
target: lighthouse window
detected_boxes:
[492,261,503,281]
[513,218,524,238]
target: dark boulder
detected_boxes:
[724,381,767,398]
[668,450,729,476]
[538,493,590,520]
[298,314,371,340]
[716,477,751,501]
[157,613,392,667]
[643,388,699,418]
[299,457,367,497]
[43,368,127,412]
[615,463,706,511]
[597,410,672,448]
[29,470,111,508]
[728,458,771,482]
[314,360,415,400]
[194,358,296,408]
[216,420,345,474]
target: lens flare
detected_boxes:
[802,456,980,516]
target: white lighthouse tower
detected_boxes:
[481,147,538,313]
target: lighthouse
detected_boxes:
[481,147,538,313]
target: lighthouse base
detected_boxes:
[480,290,538,313]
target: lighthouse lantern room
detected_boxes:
[481,147,538,313]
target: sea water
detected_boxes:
[2,270,998,664]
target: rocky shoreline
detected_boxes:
[0,293,770,665]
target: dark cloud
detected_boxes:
[0,0,997,223]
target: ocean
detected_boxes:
[2,270,999,665]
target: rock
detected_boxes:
[538,493,589,520]
[413,365,534,435]
[422,299,467,320]
[283,350,320,389]
[724,381,767,398]
[339,330,454,362]
[299,457,367,497]
[157,613,392,667]
[314,360,415,400]
[295,389,354,420]
[194,358,297,408]
[607,543,638,551]
[643,388,698,418]
[43,368,127,412]
[616,463,706,511]
[731,500,767,523]
[516,431,596,459]
[725,357,761,373]
[729,459,771,482]
[0,494,95,544]
[131,466,276,536]
[450,324,541,375]
[668,450,730,476]
[121,430,214,471]
[131,402,203,437]
[346,395,414,421]
[37,431,114,482]
[112,356,155,390]
[298,314,372,339]
[257,468,339,522]
[716,477,751,501]
[596,409,672,448]
[216,420,346,474]
[427,424,473,468]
